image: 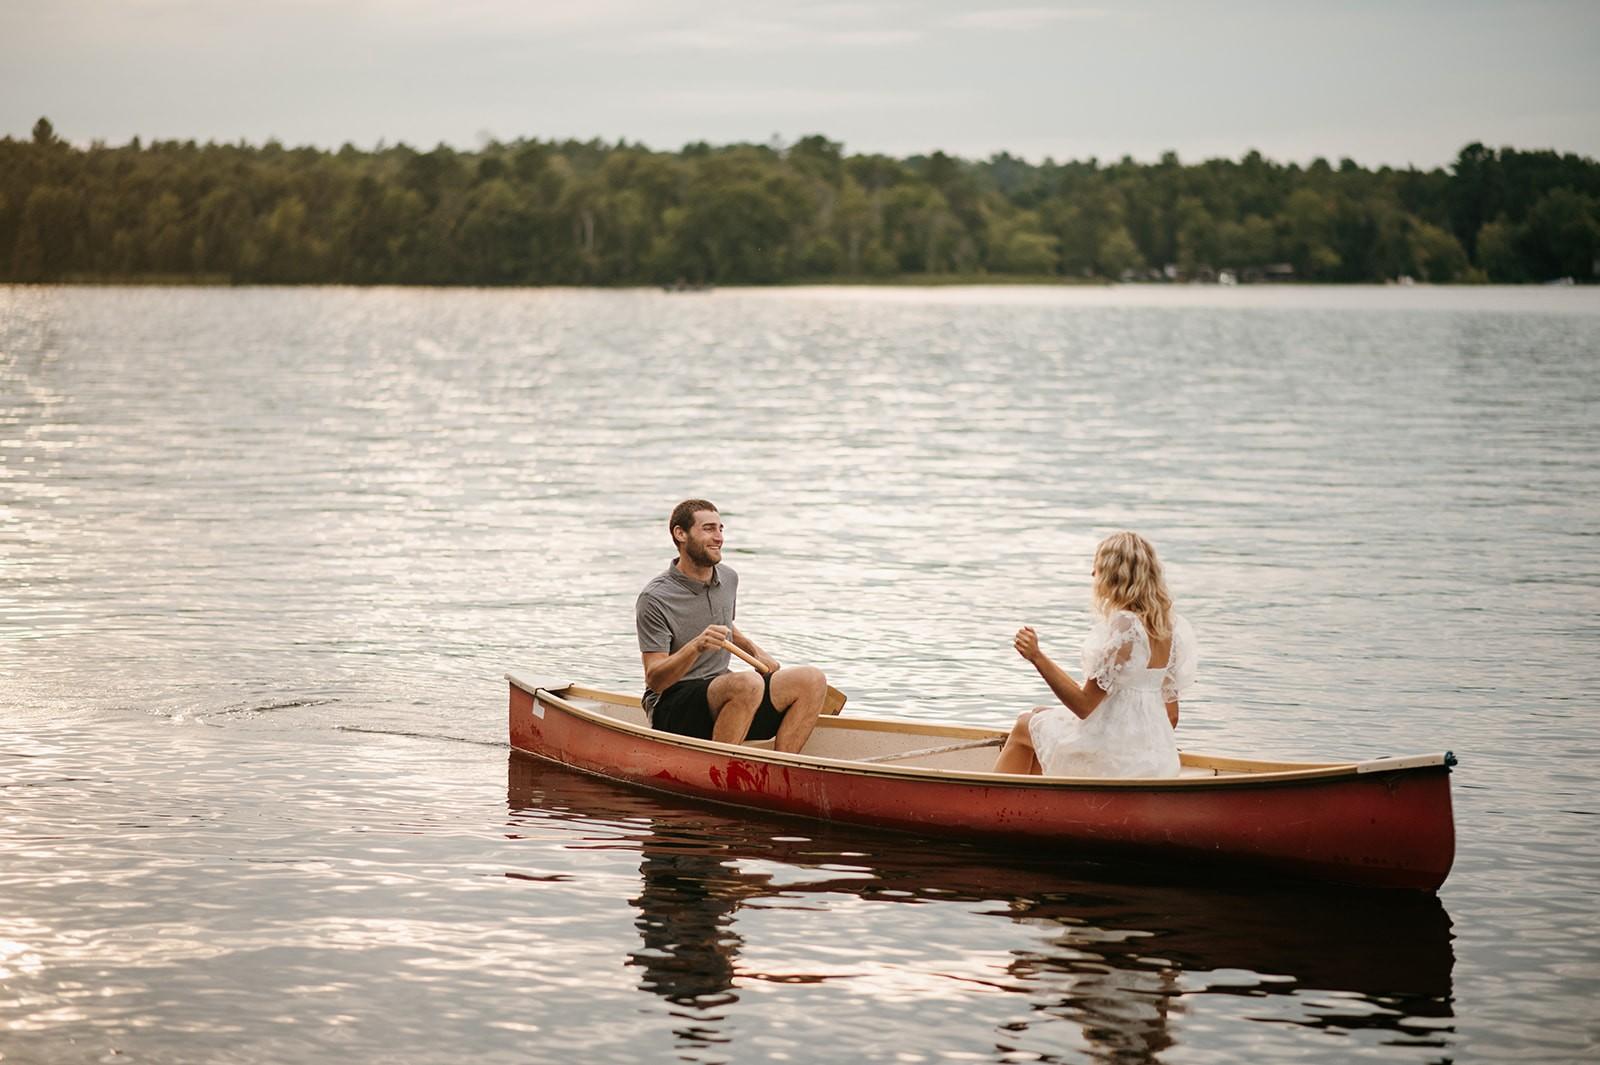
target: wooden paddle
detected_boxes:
[720,640,848,715]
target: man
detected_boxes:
[636,499,827,752]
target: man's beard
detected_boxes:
[685,539,719,567]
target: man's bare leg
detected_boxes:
[768,665,827,753]
[707,671,764,744]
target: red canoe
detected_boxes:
[507,674,1457,892]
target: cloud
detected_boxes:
[642,87,970,117]
[609,19,920,53]
[943,7,1114,30]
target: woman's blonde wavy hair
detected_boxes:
[1092,531,1174,640]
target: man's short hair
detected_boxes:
[669,498,718,544]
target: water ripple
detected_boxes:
[3,284,1598,1063]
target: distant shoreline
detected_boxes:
[7,123,1595,288]
[12,274,1585,290]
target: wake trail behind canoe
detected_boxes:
[336,725,508,748]
[210,697,341,717]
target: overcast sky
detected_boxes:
[4,0,1597,167]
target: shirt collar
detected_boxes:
[667,559,719,588]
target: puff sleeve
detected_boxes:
[1161,612,1198,702]
[1081,611,1142,693]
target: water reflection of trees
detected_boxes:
[506,755,1454,1063]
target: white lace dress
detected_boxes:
[1026,610,1197,778]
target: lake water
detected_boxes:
[2,283,1598,1064]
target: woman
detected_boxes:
[993,532,1197,777]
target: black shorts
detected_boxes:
[651,673,783,742]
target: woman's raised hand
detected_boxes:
[1014,626,1041,663]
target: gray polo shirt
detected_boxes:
[636,561,740,715]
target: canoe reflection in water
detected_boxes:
[506,755,1456,1060]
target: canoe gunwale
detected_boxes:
[506,673,1453,791]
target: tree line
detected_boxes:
[3,117,1597,286]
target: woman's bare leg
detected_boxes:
[993,710,1041,774]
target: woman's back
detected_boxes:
[1028,610,1196,777]
[994,530,1198,779]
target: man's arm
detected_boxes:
[729,624,780,672]
[643,625,730,693]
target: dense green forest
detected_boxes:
[3,117,1597,286]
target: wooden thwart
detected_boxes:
[857,737,1004,764]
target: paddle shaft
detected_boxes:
[720,639,770,673]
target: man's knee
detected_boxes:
[795,665,826,695]
[731,672,764,705]
[711,671,763,712]
[773,665,826,708]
